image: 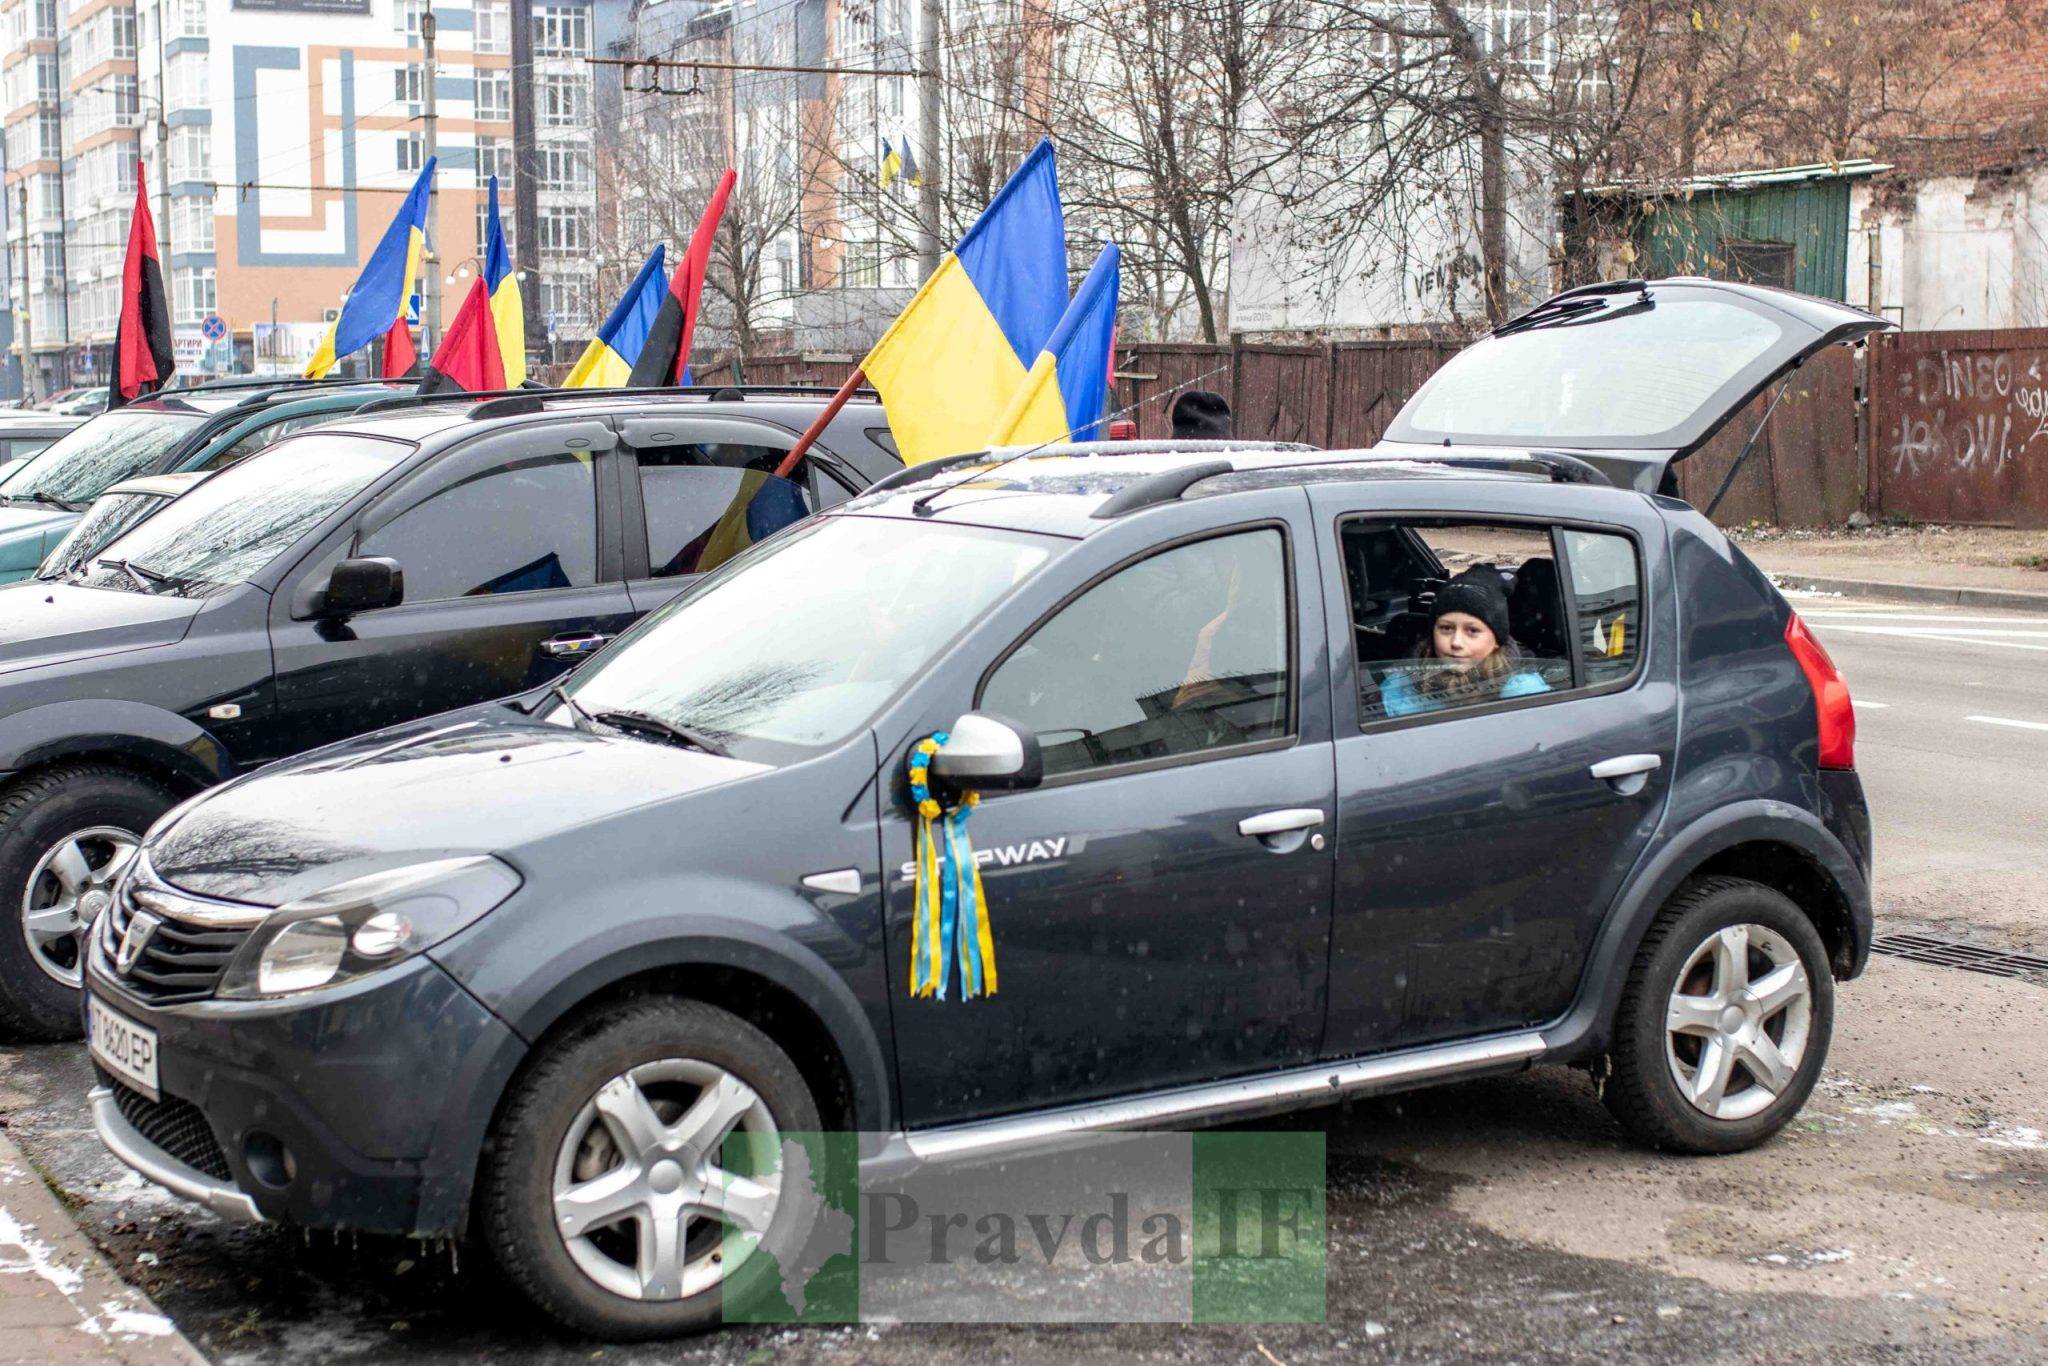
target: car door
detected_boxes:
[613,414,857,613]
[266,420,638,756]
[1312,485,1677,1055]
[882,499,1337,1129]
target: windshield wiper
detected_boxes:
[548,683,597,732]
[1493,281,1654,338]
[95,557,171,594]
[7,490,82,512]
[591,708,732,758]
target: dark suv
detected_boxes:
[84,280,1880,1339]
[0,388,896,1036]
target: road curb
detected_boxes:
[1770,572,2048,613]
[0,1124,205,1365]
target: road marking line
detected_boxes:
[1855,701,1890,709]
[1804,613,2047,624]
[1966,715,2048,733]
[1812,626,2048,652]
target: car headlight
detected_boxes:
[217,856,522,1000]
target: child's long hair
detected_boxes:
[1408,632,1528,706]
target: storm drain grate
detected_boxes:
[1871,933,2048,980]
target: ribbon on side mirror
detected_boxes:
[905,731,998,1001]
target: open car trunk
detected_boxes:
[1373,278,1891,494]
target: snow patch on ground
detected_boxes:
[0,1202,86,1297]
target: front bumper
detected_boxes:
[84,949,525,1238]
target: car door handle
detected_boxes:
[1589,754,1661,780]
[542,633,613,658]
[1237,808,1325,838]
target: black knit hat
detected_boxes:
[1431,566,1513,644]
[1171,389,1233,440]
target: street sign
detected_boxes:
[200,314,228,342]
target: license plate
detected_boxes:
[87,996,159,1101]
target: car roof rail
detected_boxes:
[1394,451,1612,485]
[178,375,373,394]
[1091,460,1236,518]
[349,382,885,421]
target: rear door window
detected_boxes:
[635,442,813,579]
[1562,528,1642,684]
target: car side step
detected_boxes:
[883,1031,1546,1171]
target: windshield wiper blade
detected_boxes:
[1493,281,1654,338]
[548,683,597,732]
[9,490,81,512]
[591,708,732,758]
[95,557,170,593]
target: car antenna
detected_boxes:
[909,360,1235,516]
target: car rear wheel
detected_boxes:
[0,764,175,1041]
[480,998,825,1339]
[1605,876,1834,1154]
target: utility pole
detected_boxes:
[17,185,33,404]
[916,0,941,278]
[421,1,441,350]
[154,0,170,262]
[510,0,543,369]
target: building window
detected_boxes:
[395,65,426,107]
[474,2,510,54]
[532,5,589,57]
[32,0,57,39]
[538,74,587,127]
[841,240,881,289]
[169,0,206,38]
[538,145,589,192]
[36,53,60,102]
[397,134,425,173]
[475,201,512,256]
[475,69,511,122]
[168,125,211,183]
[539,278,585,332]
[475,135,514,184]
[113,6,137,57]
[175,266,216,324]
[172,197,213,253]
[165,50,208,111]
[38,107,62,158]
[395,0,426,37]
[538,206,589,255]
[33,173,63,219]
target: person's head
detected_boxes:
[1413,566,1520,696]
[1171,390,1232,440]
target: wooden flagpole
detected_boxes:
[773,367,867,479]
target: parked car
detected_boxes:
[78,280,1882,1339]
[0,386,897,1037]
[35,472,208,582]
[41,387,109,416]
[0,413,87,477]
[0,380,410,582]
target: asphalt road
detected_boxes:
[1,594,2044,1363]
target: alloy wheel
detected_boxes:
[1664,922,1813,1122]
[551,1058,783,1302]
[21,825,138,989]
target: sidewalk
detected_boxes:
[1736,524,2048,611]
[0,1125,203,1366]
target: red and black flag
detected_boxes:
[417,277,506,395]
[625,169,737,387]
[110,165,174,410]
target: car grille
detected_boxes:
[100,1068,233,1183]
[97,855,263,1004]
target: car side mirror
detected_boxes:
[930,712,1043,792]
[320,556,404,617]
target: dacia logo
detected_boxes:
[116,911,161,977]
[899,836,1077,880]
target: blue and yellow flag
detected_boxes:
[860,137,1067,463]
[898,132,922,187]
[483,175,525,386]
[304,160,436,378]
[986,242,1120,446]
[880,137,903,189]
[561,246,668,389]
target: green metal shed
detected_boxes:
[1563,161,1889,301]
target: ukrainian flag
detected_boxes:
[561,246,668,389]
[899,132,922,187]
[304,159,436,378]
[483,175,526,386]
[880,137,902,190]
[860,137,1067,463]
[986,242,1120,446]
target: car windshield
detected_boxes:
[0,410,204,506]
[1389,295,1790,448]
[73,432,411,598]
[37,492,164,580]
[564,515,1060,763]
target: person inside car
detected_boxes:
[1381,565,1552,716]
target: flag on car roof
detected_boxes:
[986,242,1120,446]
[304,159,436,378]
[562,246,667,389]
[417,277,505,394]
[860,137,1068,463]
[626,168,737,388]
[109,164,174,410]
[483,175,526,386]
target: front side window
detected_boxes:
[567,516,1056,762]
[359,450,597,601]
[636,443,811,580]
[981,529,1292,778]
[79,434,410,597]
[0,410,202,506]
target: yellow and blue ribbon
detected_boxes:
[907,733,998,1000]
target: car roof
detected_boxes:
[100,471,207,498]
[842,442,1621,539]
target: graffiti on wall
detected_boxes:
[1886,347,2046,477]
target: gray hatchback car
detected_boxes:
[84,280,1880,1338]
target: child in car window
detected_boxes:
[1381,566,1552,717]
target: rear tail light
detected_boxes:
[1785,612,1854,769]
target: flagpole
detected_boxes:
[771,366,865,479]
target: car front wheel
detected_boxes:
[1605,876,1835,1154]
[480,998,826,1339]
